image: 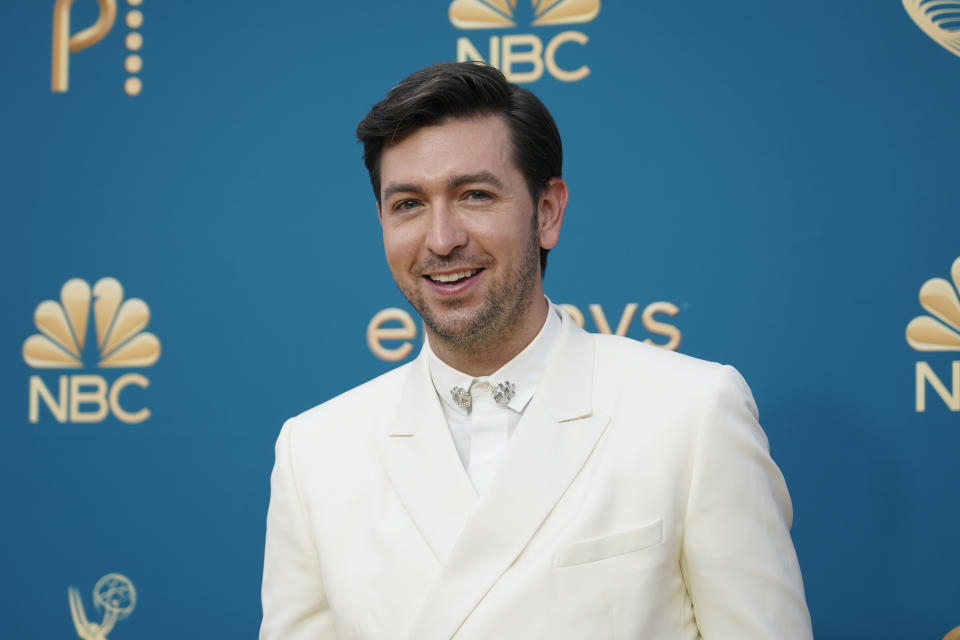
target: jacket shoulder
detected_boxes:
[592,332,725,385]
[283,360,416,440]
[588,332,757,415]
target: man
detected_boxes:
[260,62,812,639]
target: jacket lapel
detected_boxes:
[408,312,610,639]
[375,353,478,564]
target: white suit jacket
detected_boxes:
[260,311,812,639]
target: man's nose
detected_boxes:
[425,203,468,256]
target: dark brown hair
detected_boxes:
[356,62,563,274]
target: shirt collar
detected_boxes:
[426,300,562,415]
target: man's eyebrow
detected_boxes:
[448,171,504,191]
[382,182,423,201]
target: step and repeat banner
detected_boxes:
[2,1,959,638]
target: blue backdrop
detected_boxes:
[3,1,960,637]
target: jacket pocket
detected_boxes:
[555,519,663,567]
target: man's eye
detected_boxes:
[465,191,492,201]
[393,199,419,212]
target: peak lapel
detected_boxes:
[375,354,478,564]
[408,314,609,639]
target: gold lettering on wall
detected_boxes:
[916,361,960,412]
[367,308,418,362]
[367,302,683,361]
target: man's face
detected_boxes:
[377,114,556,353]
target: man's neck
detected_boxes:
[426,296,550,377]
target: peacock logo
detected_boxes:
[907,257,960,352]
[23,278,160,368]
[24,278,160,424]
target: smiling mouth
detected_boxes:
[426,268,482,284]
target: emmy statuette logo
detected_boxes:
[902,0,960,60]
[450,0,600,83]
[23,277,161,424]
[906,256,960,412]
[52,0,146,96]
[68,573,136,640]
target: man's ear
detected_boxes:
[537,177,568,250]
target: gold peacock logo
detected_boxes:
[906,257,960,351]
[23,277,160,368]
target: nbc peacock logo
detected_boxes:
[23,278,160,424]
[907,256,960,412]
[902,0,960,60]
[450,0,600,83]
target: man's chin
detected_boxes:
[420,309,490,346]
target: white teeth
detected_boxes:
[429,269,478,283]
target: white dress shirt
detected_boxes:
[425,303,562,495]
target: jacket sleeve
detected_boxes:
[260,417,339,640]
[680,365,813,639]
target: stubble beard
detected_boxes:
[397,212,541,356]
